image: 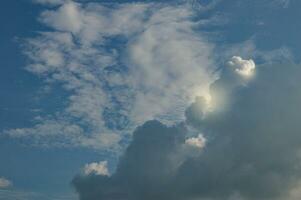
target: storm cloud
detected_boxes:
[73,62,301,200]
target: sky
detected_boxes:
[1,0,301,200]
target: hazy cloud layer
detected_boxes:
[73,62,301,200]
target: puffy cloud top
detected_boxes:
[84,161,109,176]
[228,56,256,77]
[185,134,206,149]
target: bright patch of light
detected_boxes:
[203,93,212,106]
[203,93,215,113]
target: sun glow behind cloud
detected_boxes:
[191,56,256,118]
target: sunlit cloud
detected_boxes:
[228,56,256,77]
[0,177,12,188]
[185,134,206,149]
[84,161,109,176]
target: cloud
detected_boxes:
[72,62,301,200]
[40,1,83,33]
[0,189,76,200]
[126,5,217,125]
[185,134,206,148]
[272,0,291,8]
[6,119,120,149]
[73,120,190,200]
[33,0,65,6]
[84,161,109,176]
[219,40,294,66]
[0,177,12,188]
[227,56,256,77]
[4,0,218,150]
[187,0,223,11]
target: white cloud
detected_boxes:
[40,1,83,33]
[0,177,12,188]
[227,56,256,77]
[5,1,218,151]
[185,134,206,148]
[127,6,217,125]
[39,1,149,44]
[84,161,109,176]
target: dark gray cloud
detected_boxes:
[73,62,301,200]
[73,120,189,200]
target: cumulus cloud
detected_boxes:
[73,120,189,200]
[4,0,218,150]
[0,177,12,188]
[185,134,206,148]
[227,56,256,77]
[72,62,301,200]
[84,161,109,176]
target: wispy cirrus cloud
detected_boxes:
[5,0,219,151]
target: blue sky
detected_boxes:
[1,0,301,200]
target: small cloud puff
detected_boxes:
[185,134,207,149]
[228,56,256,77]
[84,161,109,176]
[0,177,12,188]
